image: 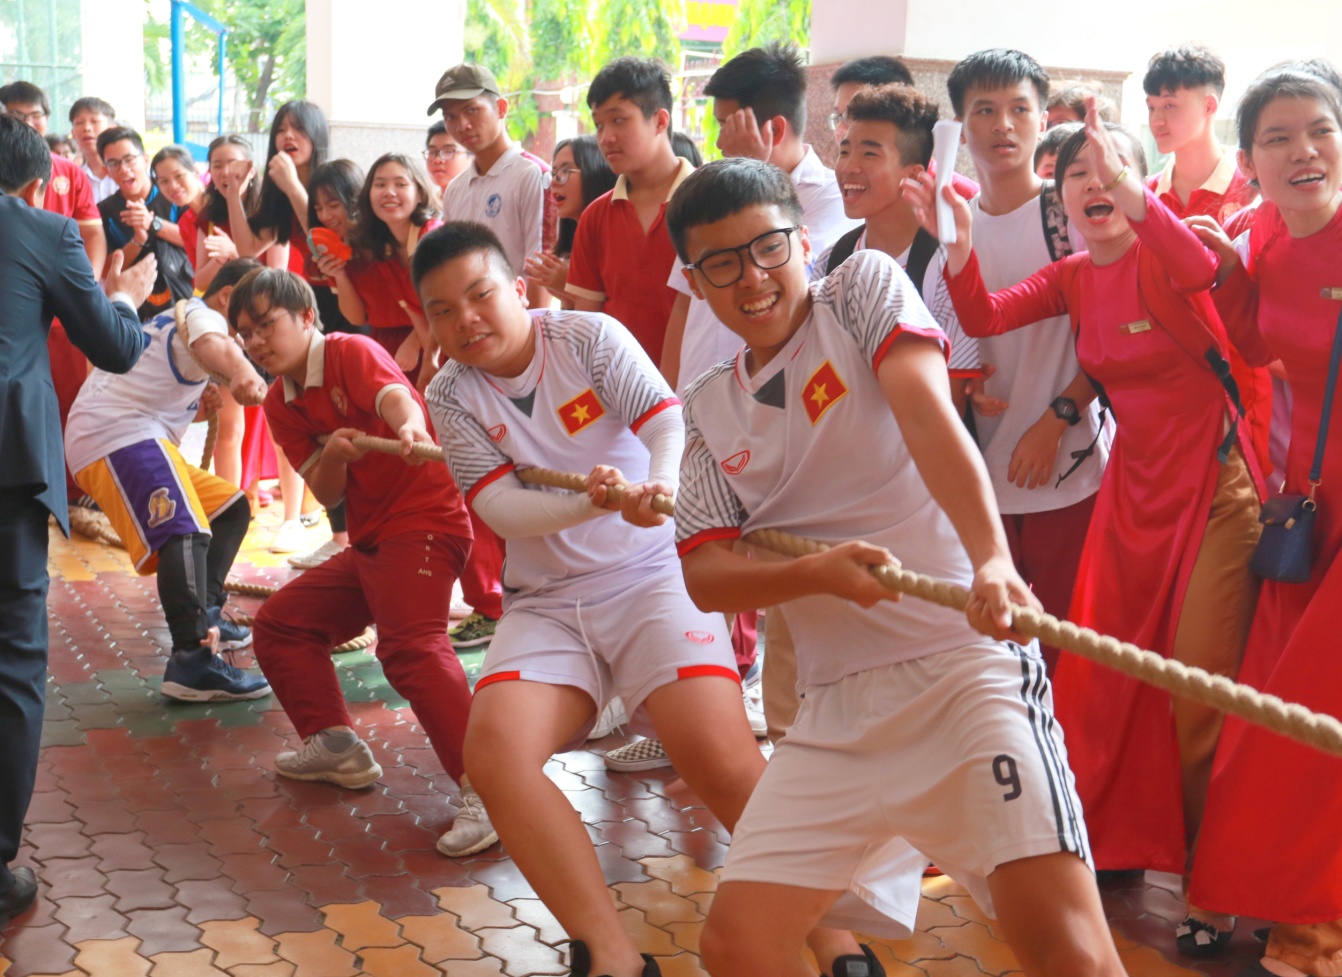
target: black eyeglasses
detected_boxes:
[7,108,47,125]
[423,148,470,161]
[685,227,799,288]
[552,165,580,186]
[828,111,847,131]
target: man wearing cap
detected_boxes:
[429,63,548,309]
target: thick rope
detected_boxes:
[330,433,1342,758]
[68,505,126,548]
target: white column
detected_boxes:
[80,0,147,130]
[810,0,908,65]
[307,0,466,169]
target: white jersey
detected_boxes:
[426,310,680,599]
[667,148,859,397]
[65,299,226,474]
[968,192,1109,513]
[812,229,980,378]
[440,145,545,278]
[676,251,989,690]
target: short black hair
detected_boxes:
[69,96,116,122]
[227,268,319,332]
[947,48,1049,117]
[412,221,515,290]
[0,115,53,192]
[845,83,939,167]
[704,41,808,135]
[202,258,263,301]
[97,126,144,160]
[666,157,803,264]
[0,80,49,116]
[427,119,448,143]
[1144,45,1226,98]
[1054,121,1148,190]
[831,56,914,90]
[1034,121,1080,168]
[671,130,702,167]
[587,57,673,119]
[46,134,75,154]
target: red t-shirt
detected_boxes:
[264,332,472,548]
[345,219,443,327]
[1146,151,1257,225]
[43,153,99,225]
[565,159,694,366]
[179,206,200,269]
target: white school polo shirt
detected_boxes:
[440,145,546,278]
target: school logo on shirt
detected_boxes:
[685,630,716,644]
[330,387,349,415]
[146,488,177,528]
[487,424,507,443]
[721,450,750,475]
[486,193,503,218]
[558,389,605,436]
[803,361,848,426]
[51,175,71,196]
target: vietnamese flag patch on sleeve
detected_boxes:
[558,388,606,436]
[802,360,848,425]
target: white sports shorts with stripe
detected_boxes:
[720,640,1092,938]
[474,565,738,751]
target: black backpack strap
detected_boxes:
[1039,180,1075,262]
[822,225,866,276]
[904,228,940,300]
[1055,310,1111,488]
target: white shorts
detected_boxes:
[721,641,1091,937]
[477,567,738,750]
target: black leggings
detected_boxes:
[155,498,250,650]
[328,500,347,535]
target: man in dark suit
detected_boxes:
[0,116,155,921]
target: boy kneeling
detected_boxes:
[667,159,1126,977]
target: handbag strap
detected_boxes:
[1309,304,1342,486]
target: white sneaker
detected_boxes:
[275,733,382,788]
[269,519,309,554]
[437,782,499,857]
[288,538,346,570]
[604,738,673,772]
[743,678,767,738]
[587,696,628,740]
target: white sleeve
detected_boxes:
[667,258,692,296]
[471,471,609,539]
[634,403,684,488]
[518,167,545,272]
[183,304,229,344]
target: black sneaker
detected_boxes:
[831,944,886,977]
[1176,916,1235,957]
[0,867,37,922]
[207,606,253,651]
[162,646,271,702]
[567,940,661,977]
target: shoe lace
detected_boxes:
[457,786,487,822]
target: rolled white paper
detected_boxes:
[931,119,963,246]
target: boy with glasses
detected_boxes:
[96,126,193,320]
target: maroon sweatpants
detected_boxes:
[253,530,472,780]
[1001,492,1097,674]
[460,508,504,621]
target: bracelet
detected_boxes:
[1099,168,1129,194]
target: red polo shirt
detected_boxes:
[264,332,472,548]
[1146,148,1257,225]
[566,158,694,366]
[43,153,100,226]
[345,219,443,327]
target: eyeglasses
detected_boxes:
[552,165,581,186]
[104,152,143,172]
[828,111,847,131]
[236,309,288,346]
[7,108,47,125]
[423,148,470,161]
[685,227,799,288]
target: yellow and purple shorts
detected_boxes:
[74,439,244,574]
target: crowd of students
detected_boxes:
[4,35,1341,977]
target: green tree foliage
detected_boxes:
[722,0,810,57]
[592,0,683,70]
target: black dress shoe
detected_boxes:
[0,867,37,922]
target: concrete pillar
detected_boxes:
[306,0,465,170]
[80,0,146,130]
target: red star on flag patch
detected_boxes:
[558,388,605,436]
[803,361,848,425]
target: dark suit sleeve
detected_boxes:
[47,219,142,374]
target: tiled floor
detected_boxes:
[0,500,1270,977]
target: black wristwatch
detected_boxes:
[1051,396,1081,426]
[148,216,164,237]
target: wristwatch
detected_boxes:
[148,216,163,237]
[1051,396,1081,426]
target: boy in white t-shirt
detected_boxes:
[667,157,1123,977]
[416,222,814,977]
[64,259,272,703]
[943,48,1111,673]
